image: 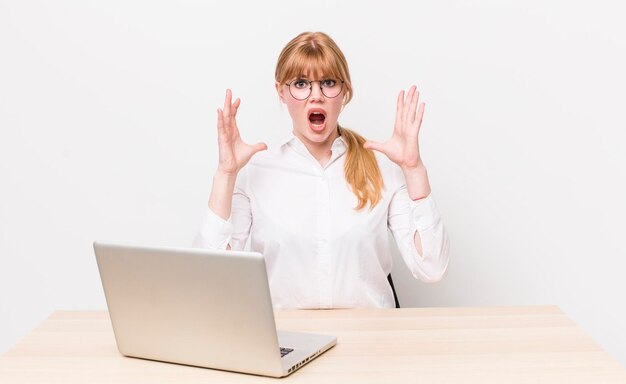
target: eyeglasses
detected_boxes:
[285,78,345,100]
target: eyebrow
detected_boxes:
[295,75,335,80]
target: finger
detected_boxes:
[363,140,386,154]
[402,85,417,124]
[408,89,420,124]
[251,142,268,154]
[217,108,227,137]
[232,98,241,117]
[414,102,425,133]
[231,97,241,136]
[394,90,404,134]
[223,89,232,111]
[223,89,232,127]
[241,142,268,166]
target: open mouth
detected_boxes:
[308,109,327,131]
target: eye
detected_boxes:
[321,79,337,87]
[293,79,309,89]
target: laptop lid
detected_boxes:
[94,242,285,377]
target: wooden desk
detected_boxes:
[1,306,625,383]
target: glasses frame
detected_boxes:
[285,79,345,100]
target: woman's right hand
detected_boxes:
[216,89,267,175]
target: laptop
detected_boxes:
[93,241,337,377]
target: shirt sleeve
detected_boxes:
[387,186,450,283]
[192,206,234,249]
[192,168,253,251]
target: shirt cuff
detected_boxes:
[193,207,233,250]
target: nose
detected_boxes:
[309,81,324,102]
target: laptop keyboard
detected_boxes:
[280,347,294,357]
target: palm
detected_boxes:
[216,89,267,175]
[364,86,424,170]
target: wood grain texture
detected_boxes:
[1,307,625,383]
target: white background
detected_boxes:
[1,0,625,367]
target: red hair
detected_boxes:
[275,32,383,210]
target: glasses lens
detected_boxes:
[321,79,343,98]
[288,79,344,100]
[289,80,311,100]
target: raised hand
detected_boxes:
[216,89,267,175]
[363,85,425,171]
[364,85,431,200]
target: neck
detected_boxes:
[295,126,340,167]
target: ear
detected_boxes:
[275,82,285,104]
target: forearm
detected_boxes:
[389,190,449,282]
[208,170,238,220]
[402,164,431,201]
[404,165,429,256]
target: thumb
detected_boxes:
[252,142,268,154]
[363,140,385,154]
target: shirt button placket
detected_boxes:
[316,171,332,308]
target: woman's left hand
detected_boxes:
[363,85,425,171]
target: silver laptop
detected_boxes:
[93,241,336,377]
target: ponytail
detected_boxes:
[338,126,384,210]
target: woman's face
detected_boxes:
[276,74,345,147]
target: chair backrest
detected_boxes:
[387,274,400,308]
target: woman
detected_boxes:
[194,32,449,309]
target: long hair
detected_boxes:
[275,32,384,210]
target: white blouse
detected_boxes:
[193,134,450,309]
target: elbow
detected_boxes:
[192,233,231,250]
[413,262,448,284]
[413,261,448,283]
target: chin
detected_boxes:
[303,128,335,143]
[293,117,339,144]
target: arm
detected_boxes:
[210,89,267,220]
[388,185,449,282]
[206,171,238,251]
[402,165,431,255]
[194,169,252,251]
[364,85,432,256]
[193,89,266,250]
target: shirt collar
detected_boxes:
[279,132,347,160]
